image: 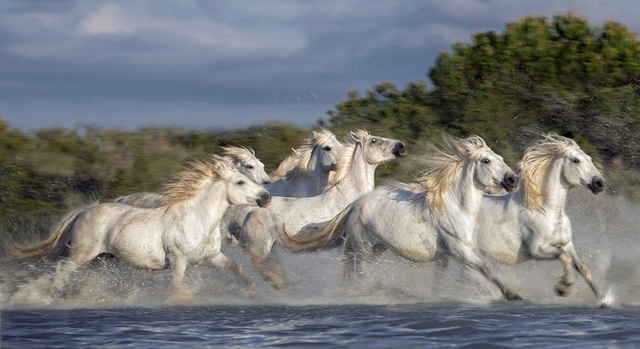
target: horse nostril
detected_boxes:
[503,173,518,191]
[592,177,604,192]
[393,142,406,156]
[257,192,271,207]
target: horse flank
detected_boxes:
[269,128,336,182]
[415,134,487,211]
[519,134,578,213]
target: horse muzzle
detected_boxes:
[257,192,271,207]
[502,173,518,192]
[393,142,406,157]
[588,176,605,194]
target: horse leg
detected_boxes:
[49,251,96,298]
[454,247,522,301]
[249,248,289,290]
[433,256,449,294]
[556,251,576,296]
[206,253,257,295]
[565,242,605,302]
[342,238,358,282]
[168,256,190,300]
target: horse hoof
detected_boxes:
[506,292,523,301]
[555,285,570,297]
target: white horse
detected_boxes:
[475,134,607,304]
[218,129,346,248]
[237,130,406,289]
[114,145,271,207]
[266,128,346,197]
[8,155,271,299]
[281,134,522,301]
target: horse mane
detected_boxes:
[163,155,230,205]
[221,145,257,167]
[330,129,369,185]
[270,128,336,181]
[415,134,488,211]
[519,133,578,213]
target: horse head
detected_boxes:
[222,146,271,185]
[348,129,405,165]
[462,135,518,194]
[560,142,604,194]
[215,155,271,207]
[311,129,346,172]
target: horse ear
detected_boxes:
[348,131,360,143]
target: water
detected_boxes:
[2,191,640,347]
[3,303,640,348]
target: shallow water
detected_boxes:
[3,303,640,348]
[2,191,640,347]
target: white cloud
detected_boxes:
[75,2,306,58]
[2,0,640,131]
[77,2,135,35]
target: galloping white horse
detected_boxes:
[266,128,345,197]
[114,145,271,207]
[475,134,607,304]
[8,156,271,298]
[281,134,522,301]
[218,129,345,248]
[237,130,406,290]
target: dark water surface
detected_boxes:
[3,303,640,348]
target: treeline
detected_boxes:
[2,13,640,244]
[327,13,640,195]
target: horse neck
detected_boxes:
[538,157,569,215]
[443,164,484,218]
[301,148,331,192]
[169,180,230,228]
[336,143,376,195]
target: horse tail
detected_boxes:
[279,204,354,251]
[6,206,89,259]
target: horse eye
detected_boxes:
[245,164,254,169]
[572,158,580,164]
[371,138,377,143]
[322,146,332,151]
[237,180,245,186]
[482,158,491,164]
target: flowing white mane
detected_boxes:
[163,155,231,205]
[330,129,369,185]
[270,128,336,181]
[222,146,257,167]
[519,133,579,213]
[415,134,487,211]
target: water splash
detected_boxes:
[2,189,639,309]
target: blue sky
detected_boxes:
[1,0,639,131]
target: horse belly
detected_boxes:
[107,225,168,270]
[117,248,168,270]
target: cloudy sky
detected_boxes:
[1,0,639,131]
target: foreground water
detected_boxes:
[2,191,640,347]
[3,303,640,348]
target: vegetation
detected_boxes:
[2,13,640,250]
